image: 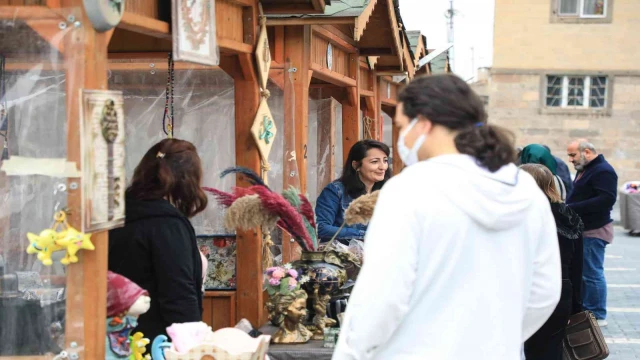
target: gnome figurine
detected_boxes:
[105,271,151,359]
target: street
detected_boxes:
[601,227,640,359]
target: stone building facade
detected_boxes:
[490,0,640,184]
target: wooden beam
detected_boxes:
[311,0,327,12]
[118,11,170,39]
[60,1,109,358]
[267,17,354,27]
[282,25,311,263]
[354,0,378,41]
[360,89,375,98]
[226,0,254,6]
[234,76,264,328]
[311,25,357,53]
[24,19,66,54]
[341,53,361,164]
[359,48,395,56]
[268,69,285,90]
[273,26,285,63]
[310,63,357,88]
[219,38,254,54]
[238,53,257,82]
[262,4,325,14]
[0,6,60,20]
[233,1,264,328]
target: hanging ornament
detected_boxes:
[162,53,175,138]
[26,210,95,266]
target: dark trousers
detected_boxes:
[525,279,573,360]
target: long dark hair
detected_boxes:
[339,139,392,198]
[127,138,208,218]
[398,74,515,172]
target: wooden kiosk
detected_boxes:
[0,0,425,358]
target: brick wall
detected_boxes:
[489,73,640,184]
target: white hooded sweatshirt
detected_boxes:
[333,154,561,360]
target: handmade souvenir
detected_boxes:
[105,271,151,360]
[25,211,94,266]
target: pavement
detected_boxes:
[599,226,640,359]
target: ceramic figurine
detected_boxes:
[105,271,151,360]
[266,289,313,344]
[311,284,336,340]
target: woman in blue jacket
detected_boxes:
[315,140,391,244]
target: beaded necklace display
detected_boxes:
[162,53,175,138]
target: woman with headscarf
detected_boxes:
[520,144,567,201]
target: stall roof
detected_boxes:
[268,0,371,19]
[262,0,330,14]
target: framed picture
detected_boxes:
[172,0,219,66]
[197,235,237,290]
[79,90,126,233]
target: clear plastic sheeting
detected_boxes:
[307,99,319,203]
[0,14,82,357]
[109,65,236,235]
[382,111,394,160]
[265,80,285,255]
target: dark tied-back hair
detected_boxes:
[339,139,392,198]
[127,138,208,218]
[398,74,515,172]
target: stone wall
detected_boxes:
[489,73,640,184]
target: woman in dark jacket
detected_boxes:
[315,140,391,243]
[520,164,584,360]
[108,138,208,343]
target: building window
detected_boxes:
[546,75,607,108]
[558,0,606,18]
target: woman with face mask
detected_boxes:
[333,75,562,360]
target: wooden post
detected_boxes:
[233,72,264,328]
[58,2,109,358]
[341,53,360,165]
[217,2,264,329]
[316,98,337,195]
[281,25,310,262]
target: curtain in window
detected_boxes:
[583,0,605,15]
[559,0,579,14]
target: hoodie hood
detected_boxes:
[423,154,540,231]
[125,196,187,224]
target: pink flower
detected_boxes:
[266,267,278,275]
[272,268,286,279]
[288,277,298,290]
[287,269,298,278]
[269,278,281,286]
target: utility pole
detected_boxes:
[445,0,456,72]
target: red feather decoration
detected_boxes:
[202,187,237,207]
[298,194,316,229]
[249,186,314,251]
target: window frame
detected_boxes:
[540,74,612,115]
[551,0,613,23]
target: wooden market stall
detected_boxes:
[0,0,273,358]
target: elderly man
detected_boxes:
[566,139,618,327]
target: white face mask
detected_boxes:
[397,118,427,167]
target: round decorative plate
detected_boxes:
[83,0,125,32]
[327,43,333,70]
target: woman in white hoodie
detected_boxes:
[333,74,562,360]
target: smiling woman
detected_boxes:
[315,140,391,243]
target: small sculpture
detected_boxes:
[105,271,151,360]
[266,290,313,344]
[311,284,336,340]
